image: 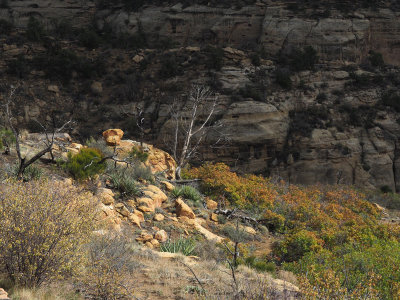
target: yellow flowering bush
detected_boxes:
[0,179,95,287]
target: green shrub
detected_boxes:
[290,46,319,71]
[368,50,385,68]
[276,68,292,89]
[273,230,323,263]
[171,185,203,203]
[380,185,393,194]
[160,236,197,256]
[111,29,147,50]
[50,18,74,39]
[205,46,224,71]
[6,163,43,181]
[159,56,182,79]
[381,91,400,112]
[26,16,46,42]
[78,28,102,49]
[66,148,106,180]
[129,147,149,162]
[250,53,260,66]
[85,137,114,157]
[109,168,139,198]
[0,19,13,34]
[287,239,400,299]
[0,128,15,151]
[7,54,30,78]
[19,164,43,181]
[239,84,263,101]
[244,256,276,273]
[33,49,105,83]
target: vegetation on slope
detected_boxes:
[186,162,400,299]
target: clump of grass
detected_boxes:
[244,256,276,273]
[7,163,44,181]
[160,236,196,256]
[129,146,149,163]
[171,185,202,203]
[109,168,140,198]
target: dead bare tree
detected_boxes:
[2,85,72,179]
[167,84,225,179]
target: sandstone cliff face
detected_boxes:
[100,3,400,65]
[0,1,399,191]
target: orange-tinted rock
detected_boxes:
[175,198,196,219]
[155,229,168,242]
[206,199,218,210]
[102,129,124,146]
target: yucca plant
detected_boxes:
[171,185,202,203]
[160,236,196,256]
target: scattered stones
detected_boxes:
[175,197,196,219]
[155,229,168,242]
[102,129,124,146]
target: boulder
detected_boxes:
[150,239,160,247]
[175,198,195,219]
[206,199,218,210]
[102,129,124,146]
[115,203,130,217]
[143,185,168,207]
[160,180,175,192]
[178,216,197,225]
[0,288,10,300]
[145,241,154,249]
[210,213,218,222]
[154,213,165,221]
[132,209,145,222]
[128,213,142,227]
[137,197,156,212]
[138,205,153,213]
[155,230,168,242]
[96,188,115,205]
[136,231,153,243]
[244,226,257,235]
[194,222,223,242]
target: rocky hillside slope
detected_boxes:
[0,0,400,191]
